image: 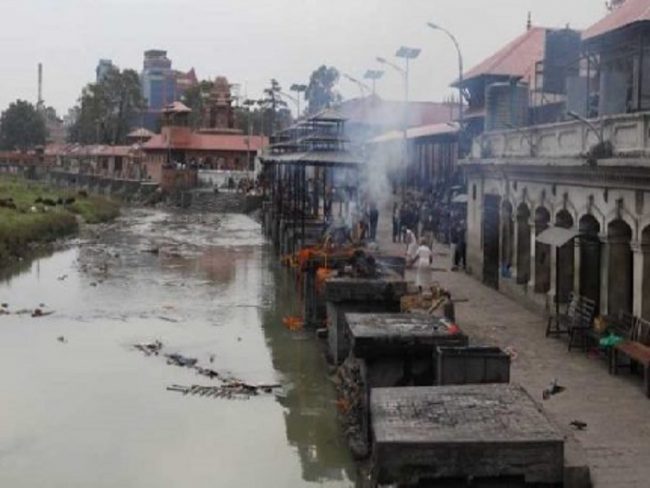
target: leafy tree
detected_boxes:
[0,100,47,150]
[305,66,342,115]
[68,67,145,145]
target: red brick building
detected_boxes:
[142,79,267,188]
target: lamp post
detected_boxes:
[279,91,301,121]
[343,73,371,98]
[364,69,384,96]
[426,22,464,154]
[378,46,420,197]
[289,83,307,119]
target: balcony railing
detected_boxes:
[470,111,650,162]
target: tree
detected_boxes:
[0,100,47,151]
[68,67,145,145]
[260,79,290,135]
[305,66,342,115]
[181,79,214,129]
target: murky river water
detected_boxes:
[0,208,355,487]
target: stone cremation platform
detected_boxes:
[346,313,468,359]
[370,384,564,486]
[325,274,407,364]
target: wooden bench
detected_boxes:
[546,292,578,337]
[546,293,597,351]
[610,317,650,398]
[567,296,597,351]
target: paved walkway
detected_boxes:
[375,204,650,488]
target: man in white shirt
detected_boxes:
[412,238,433,293]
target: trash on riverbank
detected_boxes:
[133,341,163,356]
[166,353,198,367]
[31,308,54,318]
[167,380,281,400]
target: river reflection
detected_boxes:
[0,208,354,487]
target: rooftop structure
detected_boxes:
[583,0,650,41]
[338,95,459,141]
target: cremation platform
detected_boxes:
[370,384,564,486]
[346,313,468,359]
[325,274,407,365]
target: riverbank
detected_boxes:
[0,176,120,267]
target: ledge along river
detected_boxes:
[0,208,355,487]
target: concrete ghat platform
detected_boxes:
[346,313,468,359]
[325,274,408,364]
[370,384,564,486]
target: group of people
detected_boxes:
[391,191,469,295]
[355,201,380,242]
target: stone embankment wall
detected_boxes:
[43,170,158,201]
[180,189,263,214]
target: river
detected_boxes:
[0,208,355,487]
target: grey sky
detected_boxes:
[2,0,607,116]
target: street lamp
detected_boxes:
[290,83,307,119]
[343,73,371,98]
[378,46,420,197]
[426,22,464,153]
[364,69,384,96]
[279,91,301,120]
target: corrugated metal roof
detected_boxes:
[583,0,650,41]
[460,27,546,85]
[144,133,267,152]
[338,96,459,128]
[536,227,580,246]
[44,144,139,157]
[260,151,364,167]
[369,122,459,144]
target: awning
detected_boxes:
[451,194,468,204]
[536,227,580,247]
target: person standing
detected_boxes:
[399,203,408,243]
[405,228,418,265]
[422,210,435,249]
[392,202,400,243]
[411,238,433,293]
[369,202,379,241]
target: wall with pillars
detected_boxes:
[465,167,650,318]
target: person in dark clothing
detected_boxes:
[369,203,379,240]
[392,203,400,243]
[399,204,408,243]
[453,220,467,269]
[442,291,456,323]
[422,211,435,249]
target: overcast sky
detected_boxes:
[2,0,608,116]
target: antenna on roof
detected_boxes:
[37,63,43,109]
[527,12,532,31]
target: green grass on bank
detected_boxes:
[0,175,120,264]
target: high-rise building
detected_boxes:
[96,59,114,82]
[141,49,174,111]
[140,49,197,130]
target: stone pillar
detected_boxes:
[599,234,610,316]
[528,219,537,292]
[547,245,557,313]
[573,238,581,296]
[511,215,519,282]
